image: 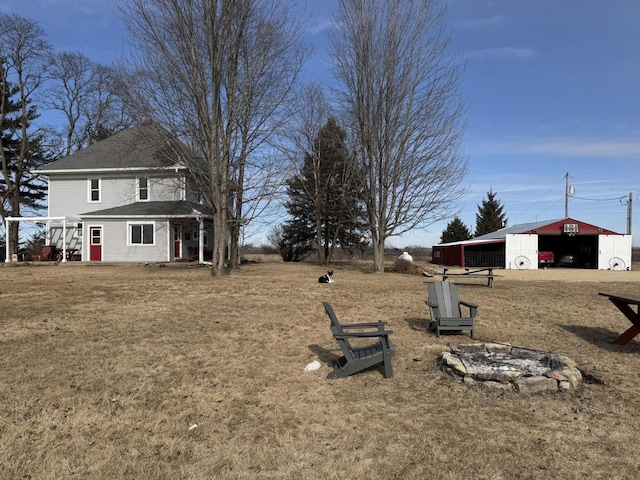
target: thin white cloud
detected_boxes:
[526,141,640,157]
[455,14,507,30]
[34,0,102,14]
[476,139,640,158]
[307,18,337,35]
[466,46,535,60]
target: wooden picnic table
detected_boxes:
[65,248,80,261]
[598,292,640,345]
[441,267,495,288]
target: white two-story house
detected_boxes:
[10,123,214,263]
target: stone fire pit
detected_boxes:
[439,343,582,393]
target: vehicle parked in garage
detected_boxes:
[557,253,580,267]
[538,251,554,268]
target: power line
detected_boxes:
[514,174,565,221]
[571,194,627,202]
[533,196,564,219]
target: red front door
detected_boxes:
[90,227,102,261]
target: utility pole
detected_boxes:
[564,172,574,218]
[627,192,633,235]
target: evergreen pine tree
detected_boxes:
[283,117,367,264]
[474,189,507,236]
[0,71,48,251]
[440,216,472,243]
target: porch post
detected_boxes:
[198,217,204,263]
[4,218,10,262]
[61,218,67,263]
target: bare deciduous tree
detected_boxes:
[114,0,307,276]
[46,52,95,156]
[329,0,467,272]
[46,52,132,157]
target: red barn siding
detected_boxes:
[432,245,465,266]
[520,217,618,236]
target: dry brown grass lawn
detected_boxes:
[1,261,640,479]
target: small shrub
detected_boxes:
[394,258,422,275]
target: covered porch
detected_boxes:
[4,216,80,263]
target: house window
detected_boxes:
[89,178,100,202]
[137,178,149,201]
[128,222,155,245]
[193,225,208,246]
[74,222,83,238]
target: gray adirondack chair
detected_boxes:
[322,302,395,379]
[426,282,478,338]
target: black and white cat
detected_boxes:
[318,271,335,283]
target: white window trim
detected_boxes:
[127,221,156,246]
[88,178,101,203]
[136,177,150,202]
[180,175,187,201]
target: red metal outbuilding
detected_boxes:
[432,217,630,270]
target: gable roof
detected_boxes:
[436,217,622,247]
[80,201,213,219]
[471,219,565,242]
[37,123,195,174]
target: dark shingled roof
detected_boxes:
[38,123,195,173]
[80,201,213,218]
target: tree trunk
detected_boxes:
[229,147,247,270]
[8,210,20,255]
[211,207,227,276]
[371,235,385,273]
[229,222,240,269]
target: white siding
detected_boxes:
[505,234,539,269]
[148,176,184,201]
[48,172,185,218]
[598,235,632,270]
[99,219,170,262]
[49,176,91,217]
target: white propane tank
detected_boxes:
[398,251,413,262]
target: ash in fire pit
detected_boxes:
[439,343,582,393]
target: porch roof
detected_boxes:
[80,201,213,219]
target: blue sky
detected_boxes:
[3,0,640,247]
